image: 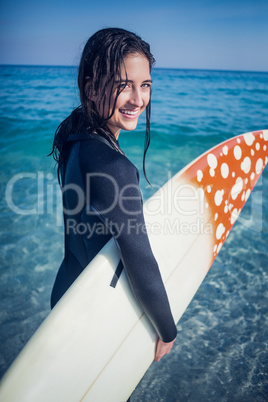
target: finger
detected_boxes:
[154,346,165,362]
[154,345,162,362]
[154,354,162,362]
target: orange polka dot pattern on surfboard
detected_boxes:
[181,130,268,267]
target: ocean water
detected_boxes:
[0,65,267,401]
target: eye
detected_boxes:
[141,82,152,89]
[117,82,130,90]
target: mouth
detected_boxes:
[119,108,140,118]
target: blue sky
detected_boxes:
[0,0,267,71]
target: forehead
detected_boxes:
[119,53,151,80]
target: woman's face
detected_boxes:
[106,53,152,139]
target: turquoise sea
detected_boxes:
[0,65,267,401]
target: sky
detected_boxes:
[0,0,268,71]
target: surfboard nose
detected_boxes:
[181,130,268,262]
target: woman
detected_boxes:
[50,28,177,362]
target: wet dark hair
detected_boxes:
[51,27,155,183]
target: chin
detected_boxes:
[122,122,139,132]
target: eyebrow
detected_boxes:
[115,79,153,83]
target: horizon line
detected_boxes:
[0,63,267,74]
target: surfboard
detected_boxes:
[0,130,267,402]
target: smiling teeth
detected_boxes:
[120,109,138,115]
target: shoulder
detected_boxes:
[78,137,139,184]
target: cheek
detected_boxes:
[114,92,127,111]
[143,93,151,109]
[106,91,121,116]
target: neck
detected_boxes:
[114,130,120,140]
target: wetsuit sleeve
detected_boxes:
[79,143,177,342]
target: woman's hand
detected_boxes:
[154,337,175,362]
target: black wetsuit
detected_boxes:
[50,133,177,342]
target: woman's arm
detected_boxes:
[80,141,177,348]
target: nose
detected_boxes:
[129,87,143,108]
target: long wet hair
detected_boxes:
[51,28,155,183]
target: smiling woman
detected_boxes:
[50,28,177,362]
[105,54,153,138]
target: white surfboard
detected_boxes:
[0,130,267,402]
